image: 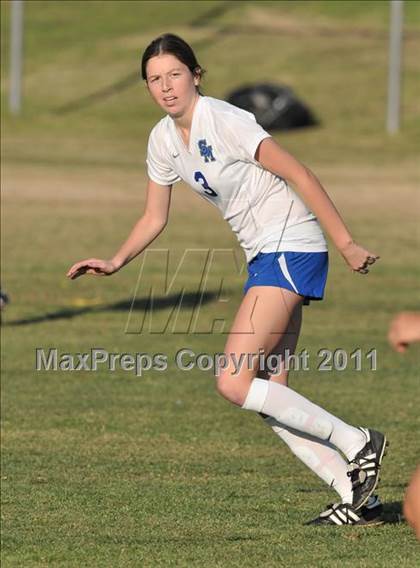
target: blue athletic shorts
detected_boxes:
[243,251,328,304]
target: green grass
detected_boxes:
[1,1,420,566]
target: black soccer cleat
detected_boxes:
[347,427,388,510]
[305,495,383,526]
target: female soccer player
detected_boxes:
[67,34,387,526]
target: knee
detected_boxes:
[216,372,250,407]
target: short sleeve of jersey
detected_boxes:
[146,125,181,186]
[222,110,271,163]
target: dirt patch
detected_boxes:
[2,161,418,223]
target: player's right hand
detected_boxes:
[66,259,118,280]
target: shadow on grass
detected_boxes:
[54,0,403,117]
[54,28,228,114]
[382,501,405,525]
[3,291,218,327]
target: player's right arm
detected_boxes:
[66,179,172,279]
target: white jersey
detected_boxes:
[146,96,327,262]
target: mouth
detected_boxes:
[163,96,177,105]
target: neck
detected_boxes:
[174,93,200,131]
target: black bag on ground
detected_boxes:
[226,83,318,131]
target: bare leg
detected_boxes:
[217,286,365,460]
[217,286,302,405]
[259,301,303,385]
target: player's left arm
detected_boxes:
[255,137,379,274]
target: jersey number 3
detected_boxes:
[194,171,218,197]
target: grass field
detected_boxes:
[1,1,420,566]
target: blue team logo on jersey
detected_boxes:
[198,139,216,163]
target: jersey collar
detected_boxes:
[170,95,204,155]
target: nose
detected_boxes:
[162,76,172,93]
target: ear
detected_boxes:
[193,67,201,87]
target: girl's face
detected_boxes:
[146,53,199,118]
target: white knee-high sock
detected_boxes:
[243,378,365,461]
[262,415,353,503]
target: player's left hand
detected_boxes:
[339,242,380,274]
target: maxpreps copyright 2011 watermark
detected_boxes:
[35,347,377,377]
